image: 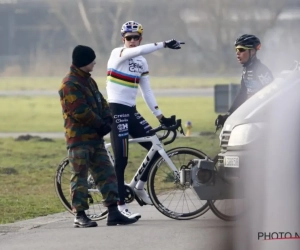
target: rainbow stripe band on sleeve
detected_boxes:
[107,68,139,88]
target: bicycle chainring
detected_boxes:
[124,185,135,203]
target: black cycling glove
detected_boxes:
[159,116,176,127]
[215,114,230,128]
[103,116,113,125]
[164,39,185,49]
[98,123,112,137]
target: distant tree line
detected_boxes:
[0,0,299,76]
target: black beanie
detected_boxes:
[72,45,96,68]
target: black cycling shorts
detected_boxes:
[109,103,153,159]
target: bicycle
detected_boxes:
[54,117,211,221]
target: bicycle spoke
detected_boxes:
[148,148,211,220]
[173,189,185,213]
[183,189,200,211]
[54,158,108,221]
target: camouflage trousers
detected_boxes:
[68,143,119,212]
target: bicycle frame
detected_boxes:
[104,133,180,189]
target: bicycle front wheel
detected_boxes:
[54,157,108,221]
[147,147,210,220]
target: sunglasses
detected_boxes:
[236,48,251,53]
[124,35,141,41]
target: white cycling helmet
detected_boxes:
[121,21,143,36]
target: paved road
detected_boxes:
[0,202,235,250]
[0,88,213,97]
[0,87,233,250]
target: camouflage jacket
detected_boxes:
[58,65,112,148]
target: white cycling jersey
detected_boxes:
[106,42,165,116]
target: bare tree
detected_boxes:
[2,0,299,76]
[48,0,83,45]
[179,0,289,73]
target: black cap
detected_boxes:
[72,45,96,68]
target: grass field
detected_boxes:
[0,76,239,91]
[1,96,217,133]
[0,136,220,224]
[0,94,221,224]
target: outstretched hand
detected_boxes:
[164,39,185,49]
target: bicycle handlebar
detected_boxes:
[158,130,171,141]
[149,116,185,145]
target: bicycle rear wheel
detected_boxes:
[208,199,244,221]
[208,155,245,221]
[147,147,210,220]
[54,157,108,221]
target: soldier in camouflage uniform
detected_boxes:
[59,45,138,227]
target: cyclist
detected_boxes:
[215,34,274,127]
[106,20,184,218]
[59,45,138,227]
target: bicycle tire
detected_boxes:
[207,199,243,221]
[54,157,108,221]
[147,147,210,220]
[208,155,244,221]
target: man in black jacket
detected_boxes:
[215,34,274,127]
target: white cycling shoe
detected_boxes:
[134,188,153,205]
[118,206,141,220]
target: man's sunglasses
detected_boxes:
[236,48,251,53]
[124,35,141,41]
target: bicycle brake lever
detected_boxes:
[215,125,222,134]
[178,125,185,136]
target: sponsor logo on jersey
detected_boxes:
[118,132,129,137]
[116,118,128,123]
[117,123,128,132]
[129,59,143,73]
[258,72,273,85]
[114,114,129,118]
[140,120,147,125]
[134,112,142,119]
